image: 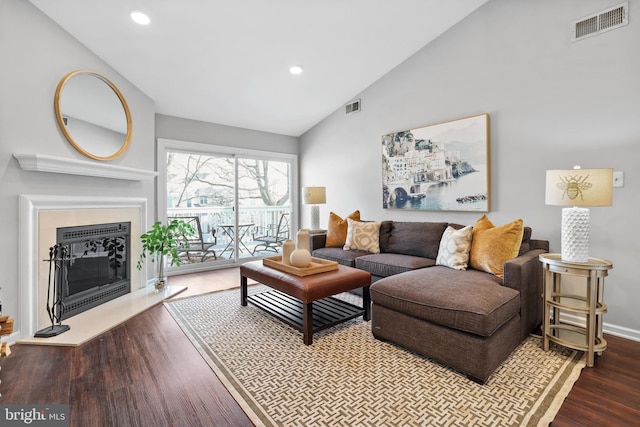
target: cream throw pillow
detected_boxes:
[469,215,524,278]
[436,225,473,270]
[343,218,381,253]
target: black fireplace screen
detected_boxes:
[56,222,130,319]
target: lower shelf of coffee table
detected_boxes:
[246,290,364,334]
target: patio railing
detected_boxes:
[167,206,291,262]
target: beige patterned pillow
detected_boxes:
[436,225,473,270]
[343,219,381,254]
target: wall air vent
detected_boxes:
[345,99,361,115]
[572,2,628,42]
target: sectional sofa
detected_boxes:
[310,215,549,384]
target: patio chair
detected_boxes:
[252,212,290,254]
[169,216,217,262]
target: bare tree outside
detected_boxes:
[167,153,289,209]
[238,158,290,207]
[166,151,292,263]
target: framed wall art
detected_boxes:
[382,113,490,212]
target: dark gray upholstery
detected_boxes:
[311,247,369,267]
[311,219,549,384]
[355,253,435,277]
[370,267,519,337]
[384,221,448,259]
[371,304,522,384]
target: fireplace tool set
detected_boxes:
[34,244,71,338]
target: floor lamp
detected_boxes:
[545,167,613,263]
[303,186,326,232]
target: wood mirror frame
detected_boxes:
[54,70,132,161]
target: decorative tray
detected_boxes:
[263,256,339,276]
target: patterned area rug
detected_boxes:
[165,286,585,427]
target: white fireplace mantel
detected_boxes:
[13,153,158,181]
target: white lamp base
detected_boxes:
[310,205,320,231]
[561,207,590,263]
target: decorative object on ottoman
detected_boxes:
[296,228,310,251]
[545,166,613,262]
[263,256,338,276]
[137,218,195,292]
[290,248,312,268]
[282,239,294,265]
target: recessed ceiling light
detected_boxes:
[130,10,151,25]
[289,65,304,75]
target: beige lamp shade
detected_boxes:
[303,186,326,205]
[545,167,613,263]
[545,168,613,207]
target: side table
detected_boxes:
[539,253,613,367]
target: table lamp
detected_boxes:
[303,186,326,231]
[545,166,613,263]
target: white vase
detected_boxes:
[296,229,310,251]
[290,248,311,268]
[155,253,168,292]
[282,239,295,265]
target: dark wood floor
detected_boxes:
[1,267,639,426]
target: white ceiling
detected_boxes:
[30,0,488,137]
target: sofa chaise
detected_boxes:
[310,214,549,384]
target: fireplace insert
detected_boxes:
[56,222,131,320]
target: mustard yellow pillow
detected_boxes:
[325,210,360,247]
[469,215,524,278]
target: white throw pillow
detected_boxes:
[436,225,473,270]
[343,218,381,254]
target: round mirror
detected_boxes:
[54,70,132,161]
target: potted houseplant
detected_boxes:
[137,219,195,292]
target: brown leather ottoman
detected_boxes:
[240,260,371,344]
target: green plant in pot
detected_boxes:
[137,219,195,292]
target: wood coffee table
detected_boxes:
[240,260,371,345]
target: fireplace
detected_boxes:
[15,194,147,340]
[56,221,131,320]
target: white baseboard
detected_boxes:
[559,312,640,342]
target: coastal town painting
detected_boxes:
[382,114,490,212]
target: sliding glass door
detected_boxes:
[237,156,292,259]
[159,139,297,273]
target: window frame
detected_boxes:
[157,138,299,274]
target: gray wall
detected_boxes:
[156,114,299,155]
[0,0,156,332]
[300,0,639,337]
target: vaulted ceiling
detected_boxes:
[30,0,488,137]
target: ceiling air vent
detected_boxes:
[345,99,361,115]
[572,2,628,42]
